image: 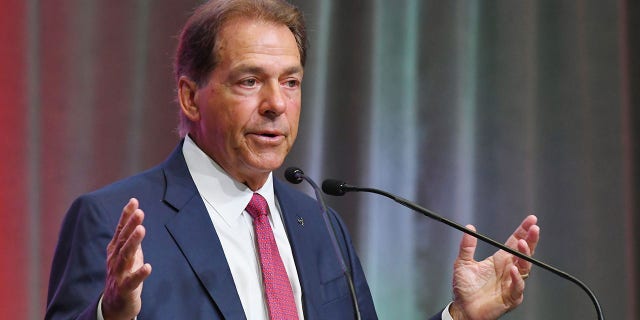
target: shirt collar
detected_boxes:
[182,135,277,227]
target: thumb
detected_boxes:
[457,224,478,262]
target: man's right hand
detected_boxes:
[102,198,152,320]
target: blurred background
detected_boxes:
[1,0,637,319]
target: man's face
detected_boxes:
[189,18,303,189]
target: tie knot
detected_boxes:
[246,193,270,219]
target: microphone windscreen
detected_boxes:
[322,179,347,196]
[284,167,304,184]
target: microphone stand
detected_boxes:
[323,179,604,320]
[284,169,361,320]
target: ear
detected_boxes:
[178,76,200,122]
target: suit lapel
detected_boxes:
[274,180,322,319]
[161,143,246,319]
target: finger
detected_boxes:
[456,225,478,262]
[113,208,145,257]
[120,208,145,244]
[118,224,146,270]
[112,199,139,244]
[515,239,532,275]
[505,215,537,249]
[508,265,525,305]
[120,263,153,292]
[511,215,537,240]
[525,224,540,255]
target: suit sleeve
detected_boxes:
[45,195,117,320]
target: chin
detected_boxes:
[244,156,285,172]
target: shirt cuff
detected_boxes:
[97,295,137,320]
[441,301,454,320]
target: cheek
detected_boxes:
[289,114,300,137]
[288,104,301,134]
[211,98,246,134]
[286,90,301,113]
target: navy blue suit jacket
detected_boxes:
[45,141,379,319]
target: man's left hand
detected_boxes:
[449,215,540,320]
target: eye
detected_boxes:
[240,78,257,87]
[283,79,300,88]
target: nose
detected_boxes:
[259,80,286,117]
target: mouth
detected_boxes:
[259,132,278,138]
[247,130,286,144]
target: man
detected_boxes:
[46,0,540,319]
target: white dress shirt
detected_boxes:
[183,136,304,319]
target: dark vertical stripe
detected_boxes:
[27,0,42,318]
[617,0,637,318]
[576,0,599,276]
[67,0,97,190]
[127,0,151,173]
[524,2,539,216]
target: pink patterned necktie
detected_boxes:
[245,193,299,320]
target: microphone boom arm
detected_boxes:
[333,182,604,320]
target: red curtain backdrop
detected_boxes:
[0,0,28,318]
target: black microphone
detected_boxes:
[284,168,361,320]
[284,167,304,184]
[322,179,605,320]
[322,179,357,196]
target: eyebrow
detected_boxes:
[282,65,304,76]
[229,64,303,78]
